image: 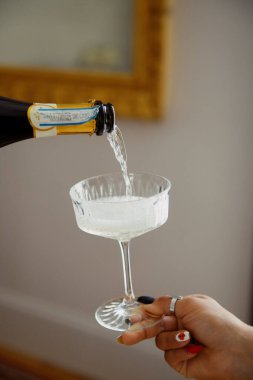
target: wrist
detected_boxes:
[232,323,253,379]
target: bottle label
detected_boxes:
[28,103,99,137]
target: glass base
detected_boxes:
[95,297,161,332]
[95,297,142,332]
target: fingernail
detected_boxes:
[116,335,124,344]
[175,330,190,342]
[137,296,155,304]
[186,344,204,354]
[128,322,143,331]
[125,318,132,326]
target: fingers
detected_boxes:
[138,295,185,319]
[116,295,185,346]
[117,324,163,346]
[164,345,204,373]
[137,294,213,321]
[117,316,178,345]
[130,295,184,325]
[156,330,191,351]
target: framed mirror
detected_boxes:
[0,0,170,119]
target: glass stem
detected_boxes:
[119,240,135,304]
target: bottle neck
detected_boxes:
[0,97,115,147]
[28,100,115,138]
[94,101,115,135]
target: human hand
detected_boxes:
[117,295,253,380]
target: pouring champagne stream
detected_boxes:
[70,126,171,331]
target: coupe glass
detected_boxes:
[70,172,171,331]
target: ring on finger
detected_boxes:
[169,296,183,315]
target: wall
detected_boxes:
[0,1,253,380]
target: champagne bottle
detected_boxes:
[0,96,115,148]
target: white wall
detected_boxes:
[0,1,253,380]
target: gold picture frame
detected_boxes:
[0,0,170,120]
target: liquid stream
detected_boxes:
[107,125,132,196]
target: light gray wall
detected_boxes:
[0,1,253,380]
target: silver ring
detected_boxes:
[169,296,183,315]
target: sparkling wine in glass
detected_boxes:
[70,172,171,331]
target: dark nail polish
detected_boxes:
[137,296,155,304]
[125,318,132,326]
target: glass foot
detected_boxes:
[95,297,160,332]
